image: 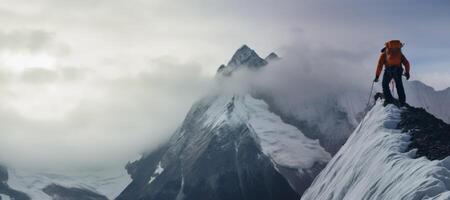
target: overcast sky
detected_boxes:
[0,0,449,171]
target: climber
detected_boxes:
[373,40,410,107]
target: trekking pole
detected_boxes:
[366,81,375,109]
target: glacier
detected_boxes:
[301,101,450,200]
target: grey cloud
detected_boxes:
[20,67,59,84]
[17,66,89,85]
[0,58,212,171]
[60,66,89,81]
[0,29,71,56]
[0,30,51,52]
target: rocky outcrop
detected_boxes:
[399,106,450,160]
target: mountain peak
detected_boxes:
[265,52,280,61]
[216,45,269,76]
[238,44,251,52]
[227,45,267,68]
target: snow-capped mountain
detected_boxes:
[117,46,332,200]
[117,93,330,200]
[301,102,450,199]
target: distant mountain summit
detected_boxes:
[265,52,280,61]
[217,45,275,76]
[226,45,268,68]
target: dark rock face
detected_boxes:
[42,184,108,200]
[117,96,305,200]
[0,166,7,182]
[0,166,31,200]
[398,106,450,160]
[217,45,270,76]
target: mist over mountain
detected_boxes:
[114,45,450,200]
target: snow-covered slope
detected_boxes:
[117,93,330,200]
[0,194,11,200]
[202,94,331,170]
[301,101,450,200]
[0,165,29,200]
[266,91,368,155]
[3,168,130,200]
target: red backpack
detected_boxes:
[384,40,404,66]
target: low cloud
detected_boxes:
[0,29,70,56]
[225,40,374,120]
[0,58,212,171]
[20,67,59,84]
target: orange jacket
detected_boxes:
[375,52,410,77]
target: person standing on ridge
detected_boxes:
[374,40,410,106]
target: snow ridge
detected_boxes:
[204,94,331,170]
[302,101,450,200]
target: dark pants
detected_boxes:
[382,66,406,103]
